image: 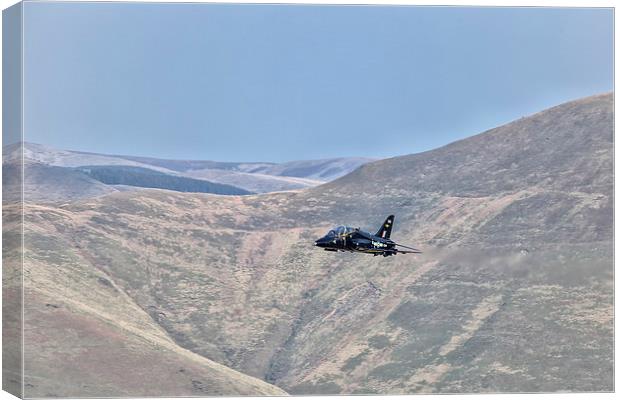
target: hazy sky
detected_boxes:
[23,3,613,162]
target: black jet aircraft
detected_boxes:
[315,215,421,257]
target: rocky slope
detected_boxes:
[14,93,613,395]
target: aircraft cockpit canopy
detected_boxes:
[328,226,356,236]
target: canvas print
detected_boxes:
[2,2,614,398]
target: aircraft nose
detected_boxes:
[315,237,329,247]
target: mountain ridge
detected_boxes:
[323,92,612,196]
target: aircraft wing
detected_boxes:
[394,248,422,254]
[393,242,422,253]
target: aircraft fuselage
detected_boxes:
[314,226,398,257]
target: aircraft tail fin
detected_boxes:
[375,215,394,239]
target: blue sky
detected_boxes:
[23,3,613,162]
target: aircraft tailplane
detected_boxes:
[375,215,394,239]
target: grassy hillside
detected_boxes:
[5,202,285,397]
[17,93,613,395]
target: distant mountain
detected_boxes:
[183,168,322,194]
[115,154,275,173]
[10,142,374,194]
[77,165,252,195]
[8,142,173,172]
[105,153,375,188]
[246,157,377,181]
[118,154,375,181]
[2,159,252,202]
[3,161,116,203]
[13,93,613,395]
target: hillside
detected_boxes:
[4,201,286,397]
[329,93,612,196]
[15,93,613,395]
[312,92,613,247]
